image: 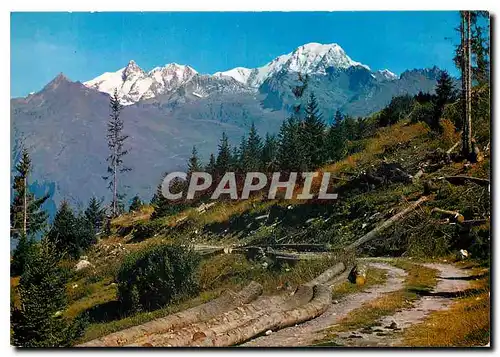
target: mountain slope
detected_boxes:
[11,75,285,211]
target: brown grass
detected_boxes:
[402,288,490,346]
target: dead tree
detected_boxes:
[346,196,430,251]
[461,11,473,158]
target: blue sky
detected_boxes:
[11,11,461,97]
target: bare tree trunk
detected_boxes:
[23,175,27,236]
[113,161,117,217]
[462,11,473,157]
[346,196,429,251]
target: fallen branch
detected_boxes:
[442,175,490,187]
[431,208,465,223]
[345,196,430,251]
[446,140,461,154]
[461,218,489,226]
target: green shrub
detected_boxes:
[117,244,200,312]
[131,220,164,241]
[409,102,435,126]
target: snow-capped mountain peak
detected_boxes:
[84,42,394,105]
[216,42,370,87]
[84,61,197,105]
[214,67,253,84]
[374,69,398,81]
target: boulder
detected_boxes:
[75,259,93,271]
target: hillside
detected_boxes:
[18,112,487,347]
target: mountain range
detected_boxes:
[11,42,444,215]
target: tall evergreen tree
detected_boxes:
[84,197,106,235]
[244,122,263,171]
[205,154,217,176]
[47,201,94,259]
[187,146,202,174]
[261,133,278,171]
[326,110,348,162]
[10,147,49,240]
[104,89,131,217]
[129,195,143,212]
[11,238,87,347]
[277,116,305,172]
[277,72,309,172]
[300,93,327,170]
[230,146,241,172]
[432,70,455,130]
[11,234,35,277]
[215,132,231,175]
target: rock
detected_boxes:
[265,330,273,336]
[75,259,93,271]
[360,327,373,334]
[192,331,206,341]
[333,300,339,304]
[387,321,397,329]
[459,249,470,260]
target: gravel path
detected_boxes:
[242,262,407,347]
[328,262,474,347]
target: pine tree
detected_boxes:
[47,201,94,259]
[432,70,455,130]
[129,195,143,212]
[277,72,309,172]
[104,89,131,217]
[215,132,231,175]
[11,238,87,347]
[326,110,348,162]
[244,122,263,171]
[300,93,326,170]
[277,116,304,172]
[10,147,49,240]
[84,197,106,235]
[205,154,217,176]
[11,234,35,277]
[237,136,248,171]
[230,146,241,172]
[188,146,202,174]
[262,133,278,171]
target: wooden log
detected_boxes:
[193,284,331,347]
[306,262,346,286]
[345,196,430,251]
[431,208,465,223]
[442,175,490,187]
[77,281,263,347]
[269,243,331,252]
[129,294,296,347]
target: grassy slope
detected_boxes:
[11,118,489,345]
